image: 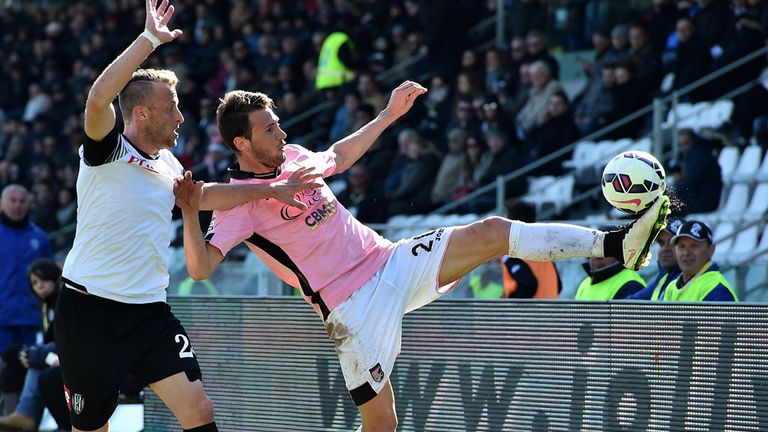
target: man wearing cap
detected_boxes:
[574,226,646,301]
[626,219,684,300]
[659,220,738,301]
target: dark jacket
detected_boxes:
[674,142,723,215]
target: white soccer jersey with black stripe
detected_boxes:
[62,128,183,303]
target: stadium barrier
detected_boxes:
[145,298,768,431]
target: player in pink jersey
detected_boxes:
[174,81,670,431]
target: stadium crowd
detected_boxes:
[0,0,767,249]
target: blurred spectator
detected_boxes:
[484,48,512,97]
[626,218,684,300]
[516,61,562,137]
[479,99,514,139]
[659,220,738,301]
[451,134,493,203]
[649,0,682,52]
[315,29,358,91]
[574,63,617,136]
[509,0,548,39]
[431,128,468,206]
[201,142,230,183]
[665,17,712,101]
[525,30,560,79]
[522,91,580,176]
[610,59,647,137]
[0,258,68,431]
[0,185,52,412]
[419,75,453,143]
[337,164,388,224]
[575,225,646,300]
[500,199,561,298]
[447,98,482,137]
[670,129,723,215]
[357,73,387,114]
[329,91,362,143]
[601,25,630,66]
[710,11,766,96]
[693,0,731,48]
[628,24,662,96]
[387,134,440,215]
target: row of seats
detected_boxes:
[718,145,768,183]
[662,100,734,132]
[561,136,652,173]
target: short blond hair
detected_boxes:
[118,69,179,121]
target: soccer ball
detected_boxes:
[601,150,666,214]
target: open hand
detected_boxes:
[270,167,324,210]
[174,171,203,212]
[384,81,428,120]
[145,0,183,44]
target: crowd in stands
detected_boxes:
[1,0,768,251]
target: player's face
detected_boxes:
[656,230,678,272]
[30,273,55,300]
[145,83,184,150]
[244,108,287,170]
[674,237,715,278]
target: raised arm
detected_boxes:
[328,80,427,174]
[85,0,182,141]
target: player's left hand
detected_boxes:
[384,81,427,120]
[174,171,203,212]
[269,167,324,210]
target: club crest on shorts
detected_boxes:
[72,393,85,414]
[369,363,385,383]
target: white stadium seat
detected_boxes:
[633,137,652,154]
[756,150,768,182]
[731,145,763,183]
[744,182,768,221]
[718,146,741,182]
[727,224,761,265]
[712,221,736,263]
[720,183,750,218]
[561,141,596,171]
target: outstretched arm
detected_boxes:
[328,80,427,174]
[198,167,323,211]
[85,0,183,141]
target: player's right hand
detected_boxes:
[270,167,323,210]
[145,0,183,44]
[174,171,203,212]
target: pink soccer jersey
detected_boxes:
[205,144,395,319]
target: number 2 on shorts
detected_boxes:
[175,334,195,358]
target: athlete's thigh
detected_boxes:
[149,371,213,428]
[358,380,397,432]
[439,217,510,286]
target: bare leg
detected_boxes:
[149,372,214,429]
[358,380,397,432]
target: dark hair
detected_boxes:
[28,258,61,288]
[118,69,179,122]
[216,90,276,152]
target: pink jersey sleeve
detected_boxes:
[205,206,254,256]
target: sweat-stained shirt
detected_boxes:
[205,145,395,319]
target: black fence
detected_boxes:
[144,298,768,431]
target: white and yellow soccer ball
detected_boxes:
[601,150,666,215]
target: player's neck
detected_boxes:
[123,126,160,157]
[238,157,277,176]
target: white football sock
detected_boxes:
[508,221,605,260]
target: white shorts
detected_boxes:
[324,228,460,406]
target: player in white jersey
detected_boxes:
[174,84,670,431]
[54,1,320,431]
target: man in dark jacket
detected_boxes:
[671,129,723,215]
